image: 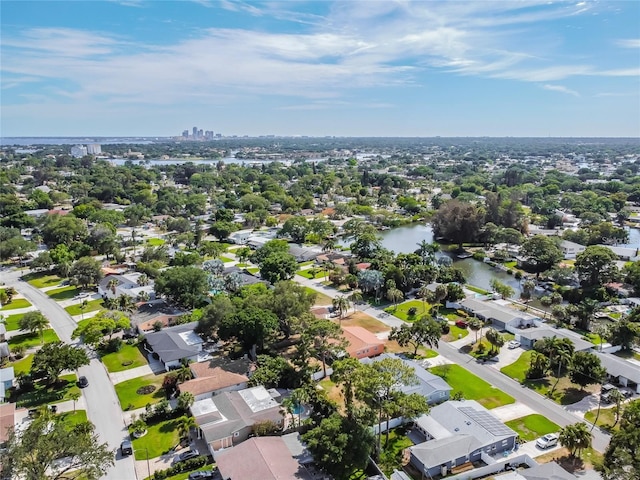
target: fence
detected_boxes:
[444,454,538,480]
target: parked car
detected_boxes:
[174,449,200,464]
[536,433,559,449]
[507,340,521,349]
[188,470,215,480]
[78,376,89,388]
[455,320,468,328]
[121,440,133,456]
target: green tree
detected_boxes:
[388,316,441,355]
[575,245,619,288]
[490,279,514,299]
[0,412,114,480]
[467,317,483,344]
[72,311,130,348]
[302,319,345,379]
[559,422,592,458]
[332,295,350,319]
[154,266,209,309]
[520,235,563,276]
[569,351,606,390]
[177,415,196,445]
[177,392,195,412]
[70,257,103,289]
[269,280,316,337]
[258,251,298,284]
[279,216,309,244]
[600,399,640,480]
[18,311,50,344]
[218,306,279,353]
[526,351,549,379]
[607,319,640,351]
[209,221,238,241]
[302,413,374,480]
[31,342,90,384]
[41,214,88,247]
[431,200,484,250]
[195,294,235,338]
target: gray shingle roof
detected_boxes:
[144,321,201,363]
[594,351,640,384]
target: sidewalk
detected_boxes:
[0,305,37,316]
[109,364,156,385]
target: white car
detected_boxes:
[507,340,521,349]
[536,433,559,449]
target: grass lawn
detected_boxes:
[443,324,469,342]
[131,417,180,460]
[380,427,414,477]
[582,332,602,345]
[385,299,431,322]
[65,299,104,316]
[306,287,333,306]
[430,364,515,409]
[338,311,389,334]
[246,267,259,274]
[60,410,89,427]
[384,340,438,358]
[505,414,560,442]
[584,405,625,431]
[536,447,603,473]
[467,338,502,358]
[501,351,598,405]
[23,272,64,288]
[101,343,147,372]
[0,298,32,310]
[319,378,344,408]
[501,350,533,383]
[298,260,315,267]
[115,374,167,410]
[13,374,80,408]
[8,329,59,349]
[3,313,24,331]
[47,286,82,301]
[10,354,33,375]
[146,238,165,246]
[297,268,326,280]
[220,256,233,263]
[466,285,490,295]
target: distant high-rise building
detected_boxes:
[193,126,198,138]
[198,129,204,138]
[70,145,88,158]
[86,144,102,155]
[182,130,189,138]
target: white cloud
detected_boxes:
[615,38,640,48]
[543,84,580,97]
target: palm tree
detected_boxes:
[69,390,81,412]
[387,288,404,310]
[348,291,363,314]
[136,291,150,303]
[559,423,592,458]
[174,365,193,384]
[117,295,135,313]
[18,311,49,344]
[332,295,350,319]
[177,391,195,412]
[136,274,149,286]
[103,297,118,310]
[417,284,431,313]
[485,328,504,354]
[281,396,297,428]
[107,278,118,296]
[322,239,336,253]
[549,347,572,398]
[177,415,196,445]
[433,284,448,315]
[609,389,625,428]
[130,416,147,437]
[468,317,483,344]
[79,300,88,323]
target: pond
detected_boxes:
[339,223,523,296]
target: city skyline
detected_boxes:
[1,1,639,138]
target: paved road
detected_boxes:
[4,270,137,480]
[299,275,611,453]
[435,341,611,452]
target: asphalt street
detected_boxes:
[435,341,611,452]
[4,270,137,480]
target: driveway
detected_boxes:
[109,364,156,385]
[4,269,137,480]
[491,402,536,422]
[490,345,524,370]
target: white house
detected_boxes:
[560,240,586,260]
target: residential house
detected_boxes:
[460,298,541,331]
[144,322,205,371]
[223,266,267,288]
[130,300,184,333]
[0,403,16,447]
[516,328,594,352]
[0,367,14,402]
[598,245,639,262]
[288,244,320,263]
[361,354,452,405]
[214,433,314,480]
[593,351,640,393]
[178,358,250,401]
[98,273,155,301]
[409,400,518,478]
[341,326,385,359]
[191,386,283,456]
[559,240,586,260]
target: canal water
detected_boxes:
[341,223,640,297]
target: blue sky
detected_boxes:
[1,0,639,137]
